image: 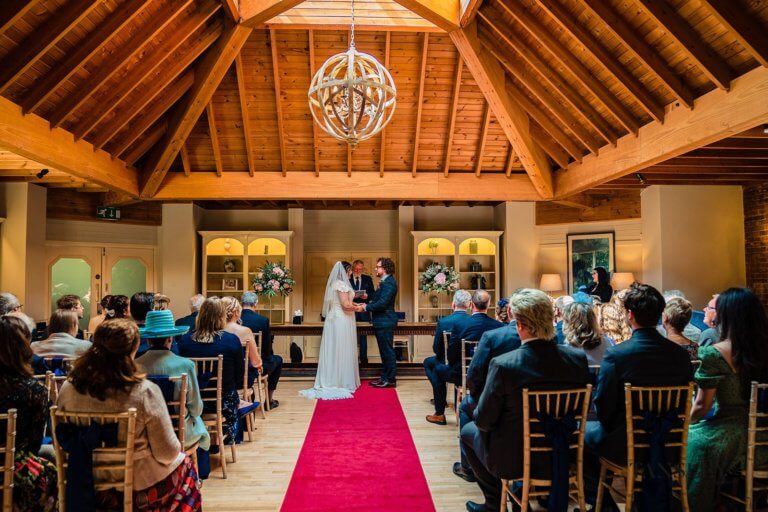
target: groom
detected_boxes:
[357,257,398,388]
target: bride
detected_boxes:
[300,261,361,400]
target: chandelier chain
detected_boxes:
[350,0,356,48]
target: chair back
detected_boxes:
[1,409,17,512]
[522,386,592,483]
[50,406,138,512]
[746,382,768,507]
[623,383,694,471]
[190,356,224,417]
[146,374,188,448]
[253,332,262,358]
[442,331,450,364]
[460,339,480,395]
[241,341,251,398]
[41,356,76,375]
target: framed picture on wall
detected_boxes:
[566,232,615,294]
[222,278,239,291]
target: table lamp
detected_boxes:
[539,274,564,293]
[611,272,636,291]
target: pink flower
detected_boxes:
[272,283,280,291]
[283,283,290,288]
[434,272,447,285]
[274,267,285,277]
[255,284,263,291]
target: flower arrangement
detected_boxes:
[252,261,295,298]
[419,263,460,294]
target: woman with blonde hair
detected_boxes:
[663,297,698,360]
[562,301,613,365]
[57,319,201,510]
[221,296,263,387]
[599,301,632,344]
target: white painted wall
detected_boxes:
[158,203,202,320]
[414,205,495,231]
[496,202,538,295]
[198,209,288,231]
[303,209,398,252]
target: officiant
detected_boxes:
[350,259,375,365]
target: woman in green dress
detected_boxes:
[686,287,768,512]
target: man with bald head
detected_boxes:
[426,290,503,426]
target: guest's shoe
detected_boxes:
[426,414,447,425]
[452,462,476,482]
[465,501,487,512]
[268,399,280,410]
[430,398,435,405]
[368,379,384,387]
[372,380,396,388]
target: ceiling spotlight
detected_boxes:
[635,172,646,184]
[763,124,768,134]
[35,169,49,179]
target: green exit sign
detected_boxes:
[96,206,121,220]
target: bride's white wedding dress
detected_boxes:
[300,263,360,400]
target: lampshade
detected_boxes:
[539,274,564,293]
[611,272,636,291]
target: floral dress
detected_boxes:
[0,375,57,512]
[686,346,768,512]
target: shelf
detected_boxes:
[207,289,246,293]
[459,271,495,274]
[207,272,245,275]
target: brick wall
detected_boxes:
[744,184,768,305]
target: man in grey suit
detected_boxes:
[461,289,590,512]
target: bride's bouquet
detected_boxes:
[420,263,460,294]
[252,261,295,298]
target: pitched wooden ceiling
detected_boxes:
[0,0,767,205]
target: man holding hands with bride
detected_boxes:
[356,258,398,388]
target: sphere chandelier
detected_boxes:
[307,0,397,147]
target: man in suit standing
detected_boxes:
[175,293,205,332]
[453,304,521,482]
[240,291,283,409]
[349,259,375,365]
[425,290,503,426]
[583,283,693,510]
[359,257,398,388]
[462,289,591,512]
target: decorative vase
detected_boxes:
[430,295,439,308]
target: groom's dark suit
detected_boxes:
[365,274,398,383]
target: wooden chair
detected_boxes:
[721,381,768,511]
[240,342,261,438]
[596,383,695,512]
[145,374,199,463]
[50,406,137,512]
[190,355,232,479]
[455,339,480,433]
[442,330,450,364]
[1,409,17,512]
[501,386,592,512]
[393,335,412,362]
[252,332,271,414]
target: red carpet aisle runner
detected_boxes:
[281,381,436,511]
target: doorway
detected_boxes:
[46,243,156,331]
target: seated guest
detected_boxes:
[240,291,282,409]
[562,301,612,366]
[130,292,154,327]
[57,319,201,510]
[32,309,91,357]
[178,297,245,444]
[0,291,22,315]
[153,294,171,311]
[662,297,698,360]
[553,295,574,345]
[135,310,211,457]
[0,315,58,511]
[56,294,85,339]
[599,302,632,345]
[222,296,263,387]
[687,288,768,512]
[462,288,590,512]
[106,294,130,319]
[495,298,510,324]
[425,290,502,426]
[425,289,471,365]
[699,294,720,347]
[176,294,205,333]
[88,294,112,335]
[453,300,520,482]
[585,267,613,304]
[660,290,702,342]
[584,283,693,510]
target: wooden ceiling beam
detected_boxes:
[658,157,768,168]
[451,22,553,198]
[478,10,616,147]
[704,138,768,150]
[379,31,391,178]
[0,96,138,195]
[235,54,256,177]
[49,0,194,129]
[390,0,461,32]
[265,19,442,32]
[553,193,594,210]
[554,66,768,197]
[531,123,569,169]
[534,0,664,123]
[479,30,600,155]
[642,166,768,175]
[269,28,288,176]
[443,57,464,176]
[496,0,640,135]
[140,23,252,197]
[0,0,99,94]
[110,72,195,158]
[220,0,240,22]
[74,2,221,141]
[124,121,167,166]
[153,171,541,201]
[180,143,191,177]
[578,0,694,109]
[94,20,223,151]
[206,102,223,177]
[239,0,305,26]
[475,102,491,176]
[308,30,321,177]
[687,148,768,159]
[412,32,430,177]
[504,146,519,177]
[635,0,733,91]
[461,0,482,27]
[0,1,37,36]
[20,0,152,114]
